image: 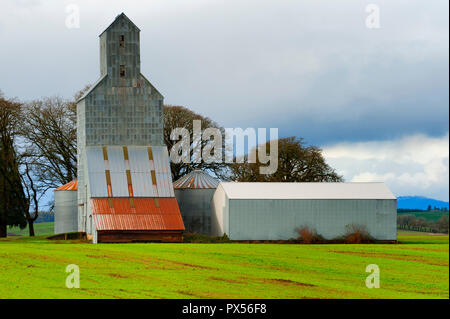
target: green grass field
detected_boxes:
[0,229,447,299]
[8,222,55,237]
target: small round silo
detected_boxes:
[54,180,78,234]
[173,170,219,235]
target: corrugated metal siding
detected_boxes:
[218,198,397,240]
[55,180,78,191]
[173,170,219,189]
[128,146,148,172]
[54,190,78,234]
[86,145,174,198]
[175,188,215,235]
[107,147,128,197]
[86,147,108,197]
[91,198,184,231]
[152,146,174,197]
[130,171,154,197]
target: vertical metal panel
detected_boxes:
[54,190,78,234]
[130,171,150,197]
[86,147,108,197]
[152,146,174,197]
[87,147,106,172]
[107,146,128,196]
[128,147,149,196]
[128,146,149,172]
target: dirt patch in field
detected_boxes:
[209,276,243,284]
[403,247,448,253]
[160,259,216,270]
[108,273,129,279]
[176,290,203,298]
[266,278,316,287]
[331,250,448,266]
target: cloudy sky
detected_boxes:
[1,0,448,200]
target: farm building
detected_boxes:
[174,170,219,234]
[75,13,184,243]
[54,180,78,234]
[211,182,397,241]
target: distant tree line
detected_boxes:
[397,214,449,234]
[398,208,449,213]
[0,88,342,237]
[426,205,449,212]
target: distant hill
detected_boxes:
[397,196,449,210]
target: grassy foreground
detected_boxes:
[0,231,448,299]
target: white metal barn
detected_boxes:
[211,182,397,241]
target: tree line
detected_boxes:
[0,87,342,237]
[397,214,449,234]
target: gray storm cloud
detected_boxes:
[1,0,448,200]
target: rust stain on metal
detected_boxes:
[147,146,153,160]
[123,146,129,160]
[102,146,109,160]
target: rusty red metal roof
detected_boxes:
[173,170,219,189]
[91,198,185,231]
[55,180,77,191]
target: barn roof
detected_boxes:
[218,182,396,200]
[91,197,184,231]
[173,170,219,189]
[99,12,140,37]
[55,180,77,191]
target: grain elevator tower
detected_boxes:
[76,13,184,243]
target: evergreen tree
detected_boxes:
[0,93,27,237]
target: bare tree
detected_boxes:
[19,86,90,191]
[20,96,77,189]
[164,105,230,181]
[230,136,343,182]
[19,162,51,236]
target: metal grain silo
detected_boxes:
[173,170,219,235]
[54,180,78,234]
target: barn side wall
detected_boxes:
[175,188,215,235]
[97,230,183,243]
[211,185,229,237]
[225,199,397,240]
[54,191,78,234]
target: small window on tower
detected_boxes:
[119,35,125,48]
[120,65,126,77]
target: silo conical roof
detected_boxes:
[173,170,219,189]
[55,180,78,191]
